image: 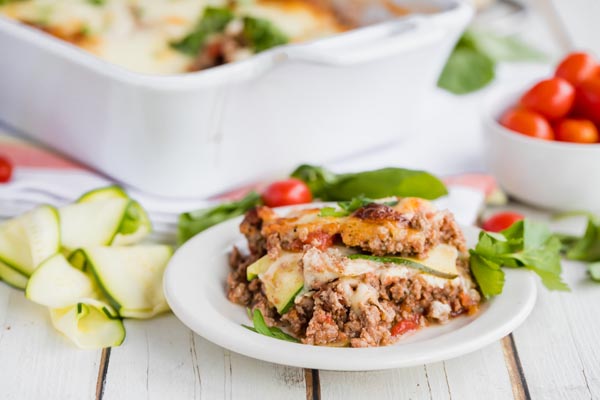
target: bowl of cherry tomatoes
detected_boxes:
[484,51,600,211]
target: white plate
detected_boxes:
[164,216,537,371]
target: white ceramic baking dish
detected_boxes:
[0,1,472,198]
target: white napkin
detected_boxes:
[0,165,484,229]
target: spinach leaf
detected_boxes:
[242,16,288,53]
[178,192,262,244]
[470,219,568,297]
[291,165,447,201]
[171,7,234,55]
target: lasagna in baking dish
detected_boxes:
[0,0,348,74]
[228,198,481,347]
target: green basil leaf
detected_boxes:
[437,30,545,95]
[243,309,300,343]
[325,168,448,201]
[171,7,234,55]
[267,327,300,343]
[437,46,495,95]
[178,191,262,244]
[318,207,348,218]
[242,16,288,53]
[290,164,338,199]
[291,165,446,201]
[251,309,272,337]
[464,30,546,62]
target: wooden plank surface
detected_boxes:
[510,263,599,400]
[102,314,307,400]
[481,206,600,400]
[319,342,513,400]
[0,286,101,400]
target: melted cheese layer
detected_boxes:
[1,0,345,74]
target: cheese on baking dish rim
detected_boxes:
[0,0,346,74]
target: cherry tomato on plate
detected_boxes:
[482,212,525,233]
[555,119,599,143]
[262,178,312,207]
[0,156,13,183]
[500,108,554,140]
[555,52,598,86]
[575,77,600,124]
[520,77,575,120]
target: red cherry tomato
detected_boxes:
[0,156,13,183]
[575,77,600,124]
[555,52,598,86]
[555,118,599,143]
[500,108,554,140]
[262,178,312,207]
[520,78,575,120]
[482,212,525,233]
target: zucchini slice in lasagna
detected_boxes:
[228,197,481,347]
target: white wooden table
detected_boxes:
[1,1,599,399]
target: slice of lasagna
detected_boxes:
[228,197,481,347]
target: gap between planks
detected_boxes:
[95,348,112,400]
[304,369,321,400]
[501,334,531,400]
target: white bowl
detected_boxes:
[483,87,600,212]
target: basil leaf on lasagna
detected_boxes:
[242,16,289,53]
[171,7,234,55]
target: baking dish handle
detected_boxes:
[282,18,447,66]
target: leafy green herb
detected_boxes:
[242,16,288,53]
[291,164,447,201]
[555,212,600,284]
[318,196,398,217]
[171,7,234,55]
[470,219,568,298]
[438,46,495,95]
[588,262,600,282]
[178,192,262,244]
[87,0,106,6]
[556,212,600,262]
[242,309,299,343]
[438,30,546,95]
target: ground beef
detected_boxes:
[227,205,481,348]
[239,208,267,257]
[258,203,467,258]
[227,247,480,347]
